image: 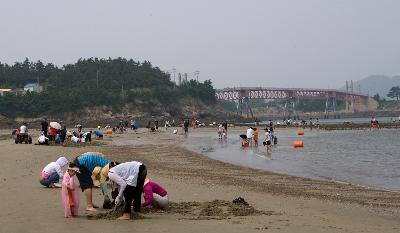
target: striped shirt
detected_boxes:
[77,153,110,172]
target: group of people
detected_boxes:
[40,119,66,144]
[37,120,95,145]
[39,152,169,219]
[242,126,277,154]
[145,119,177,132]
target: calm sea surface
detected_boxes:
[184,127,400,191]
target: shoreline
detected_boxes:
[0,128,399,232]
[100,129,400,211]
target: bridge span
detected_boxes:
[215,87,375,118]
[216,87,368,102]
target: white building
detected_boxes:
[24,83,43,93]
[0,88,12,96]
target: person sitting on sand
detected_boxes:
[71,135,80,143]
[37,133,49,145]
[142,178,169,210]
[61,166,80,218]
[108,161,147,220]
[70,152,112,212]
[40,156,69,187]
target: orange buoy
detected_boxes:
[297,130,304,136]
[105,129,113,134]
[293,140,304,148]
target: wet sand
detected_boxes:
[0,128,399,233]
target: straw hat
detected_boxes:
[91,164,110,187]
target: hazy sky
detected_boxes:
[1,0,400,89]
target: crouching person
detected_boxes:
[40,156,68,187]
[142,179,169,210]
[108,161,147,220]
[70,152,111,212]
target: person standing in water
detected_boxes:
[264,128,272,154]
[246,127,254,146]
[253,128,259,147]
[222,121,228,137]
[217,124,224,140]
[371,117,379,129]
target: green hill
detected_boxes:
[0,58,216,118]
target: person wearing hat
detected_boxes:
[70,152,111,212]
[40,156,69,188]
[91,164,111,194]
[142,179,169,209]
[108,161,147,220]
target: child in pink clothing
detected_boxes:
[61,167,80,217]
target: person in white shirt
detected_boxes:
[246,127,254,146]
[71,136,80,143]
[108,161,147,220]
[39,156,69,187]
[38,133,49,145]
[19,123,27,134]
[217,124,224,140]
[264,128,272,154]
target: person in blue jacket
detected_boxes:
[70,152,113,212]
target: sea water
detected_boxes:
[184,127,400,191]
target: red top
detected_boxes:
[49,127,57,136]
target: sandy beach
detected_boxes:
[1,128,399,233]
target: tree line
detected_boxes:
[0,58,216,118]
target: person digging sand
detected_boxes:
[142,178,169,210]
[39,156,69,188]
[108,161,147,220]
[70,152,115,212]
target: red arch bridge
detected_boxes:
[215,87,371,118]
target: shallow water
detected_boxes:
[184,128,400,191]
[261,116,398,125]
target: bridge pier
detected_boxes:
[324,97,337,119]
[236,97,254,119]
